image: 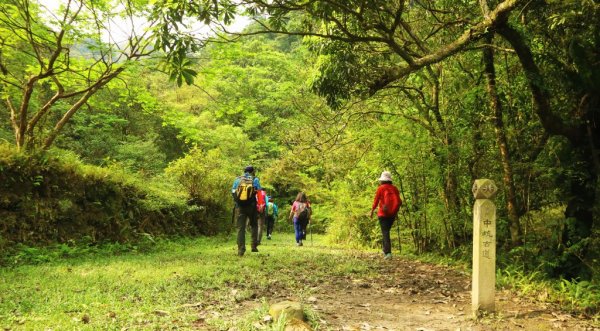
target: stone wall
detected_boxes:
[0,149,223,249]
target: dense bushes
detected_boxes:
[0,145,228,253]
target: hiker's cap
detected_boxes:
[378,171,393,182]
[244,165,254,173]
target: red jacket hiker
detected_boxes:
[371,183,402,218]
[371,171,402,259]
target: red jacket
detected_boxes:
[372,183,401,217]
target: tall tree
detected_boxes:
[0,0,186,151]
[482,34,522,246]
[494,1,599,277]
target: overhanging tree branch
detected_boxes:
[1,0,165,151]
[496,23,581,142]
[369,0,521,93]
[42,66,127,149]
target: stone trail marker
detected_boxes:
[471,179,498,314]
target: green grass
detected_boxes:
[4,233,597,330]
[0,233,376,330]
[497,266,600,317]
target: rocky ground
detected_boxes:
[294,254,597,331]
[251,254,600,331]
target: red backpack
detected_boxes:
[381,186,401,217]
[256,190,267,213]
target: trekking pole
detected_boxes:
[389,164,411,255]
[396,215,402,254]
[399,207,411,251]
[230,206,236,235]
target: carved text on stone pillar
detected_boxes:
[472,179,497,314]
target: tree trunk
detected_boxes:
[429,73,461,249]
[497,23,597,278]
[15,78,38,150]
[482,34,522,247]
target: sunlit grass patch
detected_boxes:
[0,233,378,330]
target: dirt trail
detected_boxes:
[300,254,597,331]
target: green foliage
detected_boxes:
[498,265,600,315]
[555,279,600,314]
[166,147,237,205]
[4,235,157,266]
[55,65,181,173]
[0,127,12,144]
[0,0,598,304]
[149,0,238,86]
[324,179,380,249]
[305,35,400,109]
[0,0,157,150]
[112,136,167,176]
[0,143,211,251]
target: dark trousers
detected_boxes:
[266,215,275,236]
[293,218,304,243]
[237,204,258,253]
[378,216,396,254]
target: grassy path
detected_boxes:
[1,234,597,330]
[0,234,375,330]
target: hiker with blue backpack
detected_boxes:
[370,171,402,259]
[266,196,278,240]
[289,192,311,246]
[231,165,262,256]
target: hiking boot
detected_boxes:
[298,241,303,246]
[251,247,259,252]
[267,235,271,240]
[238,249,245,257]
[384,253,392,259]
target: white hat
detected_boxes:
[378,171,392,182]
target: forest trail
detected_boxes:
[1,236,598,330]
[235,244,597,331]
[301,254,596,330]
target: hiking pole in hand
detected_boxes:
[231,206,236,235]
[396,216,402,254]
